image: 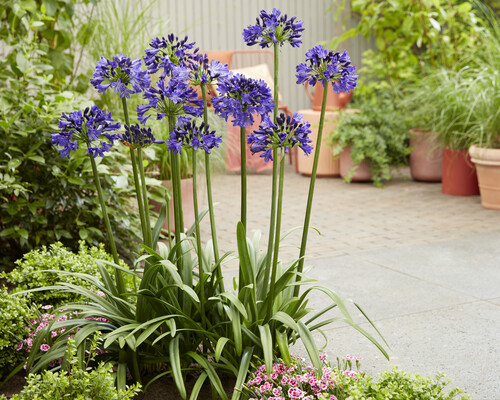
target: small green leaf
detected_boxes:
[16,52,29,73]
[17,228,29,240]
[79,228,88,240]
[375,36,385,50]
[429,17,441,31]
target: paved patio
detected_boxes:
[200,164,500,400]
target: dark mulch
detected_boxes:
[0,373,26,398]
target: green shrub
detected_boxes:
[0,339,140,400]
[0,286,37,380]
[0,0,142,270]
[2,241,134,306]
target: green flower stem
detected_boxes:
[263,44,280,295]
[136,149,152,247]
[121,98,148,245]
[267,150,285,318]
[191,149,207,327]
[89,155,125,295]
[240,126,247,230]
[168,116,182,246]
[200,84,224,291]
[294,82,329,297]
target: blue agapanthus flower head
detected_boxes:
[247,112,313,162]
[52,105,120,158]
[212,73,274,127]
[143,34,198,80]
[137,75,204,124]
[180,53,231,86]
[243,8,304,48]
[118,124,164,149]
[90,54,150,99]
[166,118,222,155]
[296,45,358,93]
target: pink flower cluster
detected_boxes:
[17,306,110,368]
[244,354,361,400]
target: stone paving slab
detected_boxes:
[293,300,500,400]
[356,233,500,300]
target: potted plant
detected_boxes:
[408,67,485,196]
[328,97,410,188]
[468,13,500,209]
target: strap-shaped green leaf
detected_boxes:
[170,336,187,400]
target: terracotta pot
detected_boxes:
[153,178,196,233]
[296,109,340,177]
[409,129,442,182]
[339,146,372,182]
[442,148,479,196]
[304,81,352,111]
[469,145,500,209]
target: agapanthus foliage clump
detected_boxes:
[118,124,164,149]
[166,119,222,154]
[143,34,198,79]
[178,53,230,86]
[90,54,150,99]
[296,45,358,93]
[137,78,203,124]
[212,73,274,127]
[242,354,360,400]
[51,106,120,158]
[243,8,304,48]
[248,112,313,161]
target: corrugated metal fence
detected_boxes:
[144,0,368,111]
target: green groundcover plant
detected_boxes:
[19,6,390,400]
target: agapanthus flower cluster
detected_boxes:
[143,34,198,79]
[243,8,304,48]
[118,124,164,149]
[175,52,230,86]
[90,54,150,99]
[247,112,313,162]
[52,106,121,158]
[242,354,361,400]
[212,73,274,127]
[137,78,203,124]
[166,119,222,155]
[296,45,358,93]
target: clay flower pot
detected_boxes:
[442,148,479,196]
[409,129,442,182]
[469,145,500,209]
[304,81,352,111]
[339,146,372,182]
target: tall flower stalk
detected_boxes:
[179,55,230,287]
[294,45,358,296]
[243,7,304,294]
[51,106,126,295]
[212,73,274,230]
[90,54,152,248]
[248,112,312,312]
[166,119,222,327]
